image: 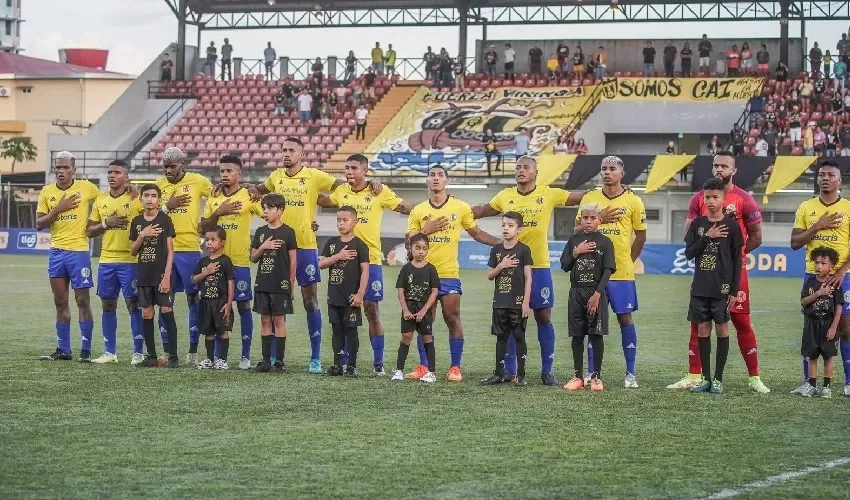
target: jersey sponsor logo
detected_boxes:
[600,227,621,236]
[237,280,248,291]
[168,207,189,214]
[724,204,737,216]
[671,247,695,274]
[813,233,839,242]
[219,223,239,230]
[428,235,452,243]
[286,199,306,207]
[56,214,78,221]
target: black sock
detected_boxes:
[809,377,817,386]
[275,336,286,363]
[345,328,359,368]
[590,335,604,377]
[715,336,729,382]
[397,342,410,371]
[332,323,345,366]
[571,336,584,376]
[142,317,158,358]
[698,336,711,381]
[424,341,436,373]
[261,335,273,363]
[495,336,507,375]
[205,338,215,361]
[162,311,178,358]
[515,334,527,378]
[219,337,229,362]
[189,343,198,354]
[824,377,831,388]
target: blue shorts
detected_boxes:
[48,249,93,289]
[296,249,321,287]
[171,251,201,294]
[365,264,384,302]
[606,280,639,315]
[97,263,138,299]
[438,278,462,297]
[803,273,850,315]
[530,268,555,309]
[234,266,253,302]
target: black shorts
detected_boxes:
[491,308,527,338]
[328,304,362,328]
[137,286,173,308]
[401,306,434,336]
[568,287,608,337]
[199,297,234,335]
[687,296,730,324]
[253,291,293,316]
[801,316,839,360]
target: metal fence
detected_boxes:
[0,183,47,228]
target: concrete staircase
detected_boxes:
[324,83,422,173]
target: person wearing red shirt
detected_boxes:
[726,45,741,77]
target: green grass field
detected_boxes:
[1,254,848,499]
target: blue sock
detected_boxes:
[416,335,427,366]
[370,335,385,367]
[56,322,71,353]
[188,302,200,348]
[504,334,517,375]
[80,321,93,352]
[841,340,850,384]
[239,308,253,360]
[158,314,169,349]
[102,311,118,354]
[621,324,638,375]
[270,337,277,364]
[539,322,556,374]
[802,356,810,381]
[587,340,595,374]
[449,338,464,367]
[306,310,323,361]
[130,309,144,354]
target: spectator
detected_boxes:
[838,34,850,66]
[680,42,693,77]
[352,84,363,107]
[755,136,768,156]
[832,92,844,128]
[297,89,313,122]
[834,58,847,92]
[841,123,850,156]
[814,125,827,155]
[220,38,233,81]
[825,50,835,80]
[274,90,286,116]
[706,135,723,155]
[774,61,789,95]
[485,45,498,77]
[826,126,839,157]
[788,88,802,113]
[789,105,803,146]
[803,122,815,155]
[729,123,745,156]
[312,57,324,88]
[725,45,740,77]
[557,42,570,74]
[264,42,277,80]
[663,40,677,78]
[160,53,173,82]
[665,140,676,154]
[574,138,589,155]
[763,122,778,156]
[514,128,530,157]
[715,53,727,76]
[371,42,384,75]
[385,44,397,76]
[311,87,322,122]
[765,103,777,129]
[345,50,357,82]
[203,41,217,77]
[740,42,752,74]
[423,46,436,81]
[813,76,827,111]
[554,131,571,154]
[483,128,502,175]
[844,89,850,114]
[756,44,770,74]
[642,41,656,76]
[529,44,543,76]
[328,91,339,117]
[363,68,377,104]
[698,34,713,74]
[810,42,823,77]
[746,93,765,129]
[571,46,585,80]
[453,56,465,91]
[355,103,369,140]
[504,43,516,81]
[799,77,813,112]
[319,96,330,126]
[592,45,607,80]
[281,78,295,111]
[439,50,453,87]
[547,54,560,80]
[680,151,690,181]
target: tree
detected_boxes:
[0,136,38,174]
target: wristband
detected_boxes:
[101,220,108,229]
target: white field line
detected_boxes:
[702,457,850,499]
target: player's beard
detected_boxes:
[716,174,732,185]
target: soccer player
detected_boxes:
[36,151,100,361]
[482,212,532,387]
[667,151,771,394]
[200,155,262,369]
[192,227,235,370]
[561,204,616,392]
[130,184,177,368]
[155,147,213,361]
[790,160,850,396]
[407,165,501,381]
[471,156,583,385]
[317,153,414,375]
[250,193,297,373]
[319,206,370,377]
[684,179,745,395]
[573,156,646,388]
[86,160,144,364]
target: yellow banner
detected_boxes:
[600,77,764,102]
[763,156,817,203]
[646,154,695,193]
[536,153,577,186]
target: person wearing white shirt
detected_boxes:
[514,128,530,157]
[504,43,516,81]
[755,137,769,157]
[355,104,369,140]
[263,42,277,79]
[297,90,313,122]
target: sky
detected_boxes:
[22,0,850,75]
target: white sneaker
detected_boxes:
[186,352,199,368]
[130,353,145,366]
[624,373,639,388]
[666,374,701,390]
[239,357,251,370]
[197,358,214,370]
[844,384,850,397]
[213,359,229,370]
[583,373,592,385]
[791,381,811,395]
[92,352,118,364]
[421,371,437,383]
[391,369,404,381]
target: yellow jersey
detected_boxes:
[263,166,337,249]
[407,196,476,279]
[329,183,403,265]
[89,192,144,263]
[576,188,647,281]
[156,172,212,252]
[202,187,262,267]
[488,185,570,269]
[37,179,101,251]
[793,196,850,273]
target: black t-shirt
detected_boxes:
[252,224,298,294]
[698,40,712,57]
[684,216,744,299]
[643,47,656,64]
[346,56,356,70]
[802,276,844,319]
[321,236,369,306]
[160,59,173,72]
[275,93,285,105]
[560,231,616,290]
[364,73,376,87]
[730,128,744,146]
[395,262,440,312]
[572,53,584,65]
[790,113,802,128]
[756,50,770,64]
[557,44,569,59]
[680,48,693,60]
[814,79,827,94]
[424,52,435,63]
[485,50,497,64]
[130,212,176,287]
[281,84,294,98]
[193,254,235,299]
[529,47,543,64]
[663,46,677,63]
[329,93,338,106]
[775,66,788,81]
[488,242,532,309]
[765,111,777,125]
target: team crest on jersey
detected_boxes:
[305,264,316,277]
[450,213,457,221]
[131,279,138,292]
[720,283,730,294]
[365,196,372,202]
[536,196,544,205]
[299,178,306,185]
[124,203,130,210]
[136,224,142,233]
[237,280,248,292]
[329,244,336,254]
[183,185,190,193]
[725,204,737,216]
[349,312,357,322]
[697,227,705,237]
[408,274,414,284]
[371,280,382,292]
[844,290,850,303]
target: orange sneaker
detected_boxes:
[563,376,584,391]
[405,364,428,380]
[445,366,463,382]
[590,377,605,392]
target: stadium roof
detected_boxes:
[0,53,132,80]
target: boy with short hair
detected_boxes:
[482,212,533,387]
[561,204,616,391]
[319,206,370,377]
[798,246,844,398]
[684,178,745,395]
[250,193,297,373]
[192,226,235,370]
[130,184,177,368]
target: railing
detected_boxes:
[49,151,143,176]
[130,97,193,156]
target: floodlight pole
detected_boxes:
[779,0,790,65]
[176,0,187,80]
[458,0,469,63]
